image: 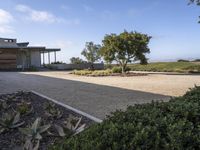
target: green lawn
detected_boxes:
[127,62,200,73]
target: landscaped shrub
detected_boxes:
[184,65,200,73]
[112,66,122,73]
[72,69,93,76]
[91,69,112,76]
[53,86,200,150]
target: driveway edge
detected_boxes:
[31,90,103,123]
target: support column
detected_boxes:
[48,52,50,64]
[43,52,45,65]
[54,51,56,63]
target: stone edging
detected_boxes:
[31,90,103,123]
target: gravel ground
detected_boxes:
[23,71,200,96]
[0,71,173,119]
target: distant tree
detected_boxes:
[100,31,151,73]
[177,59,190,62]
[81,42,101,69]
[70,57,84,64]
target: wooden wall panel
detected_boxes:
[0,49,17,69]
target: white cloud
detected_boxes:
[15,4,64,23]
[15,4,80,25]
[0,9,14,34]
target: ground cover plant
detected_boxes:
[72,68,146,77]
[128,62,200,73]
[0,91,94,149]
[53,86,200,150]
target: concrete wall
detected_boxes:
[0,38,17,47]
[49,63,104,70]
[30,51,41,67]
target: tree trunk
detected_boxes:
[121,64,127,74]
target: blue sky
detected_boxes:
[0,0,200,62]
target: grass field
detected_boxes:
[127,62,200,73]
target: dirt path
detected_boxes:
[23,71,200,96]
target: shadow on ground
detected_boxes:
[0,72,170,119]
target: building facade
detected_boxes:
[0,38,60,70]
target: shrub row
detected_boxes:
[53,86,200,150]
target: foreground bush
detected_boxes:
[53,86,200,150]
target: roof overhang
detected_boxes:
[41,48,61,53]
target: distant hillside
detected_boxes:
[127,62,200,73]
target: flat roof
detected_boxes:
[42,48,61,52]
[0,47,60,52]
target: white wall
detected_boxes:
[31,51,41,67]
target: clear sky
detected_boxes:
[0,0,200,62]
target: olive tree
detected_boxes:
[100,31,151,73]
[81,42,101,69]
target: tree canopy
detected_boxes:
[70,57,85,64]
[190,0,200,5]
[100,31,151,73]
[81,42,101,63]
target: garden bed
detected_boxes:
[0,91,97,150]
[71,69,147,77]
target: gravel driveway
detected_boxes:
[0,72,171,119]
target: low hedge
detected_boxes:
[52,86,200,150]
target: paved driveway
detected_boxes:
[0,72,169,119]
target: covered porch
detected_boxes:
[40,48,61,66]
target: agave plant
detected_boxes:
[23,139,40,150]
[0,112,24,133]
[14,101,33,115]
[20,118,51,150]
[48,115,86,138]
[0,99,10,110]
[44,102,62,119]
[64,115,86,135]
[49,124,67,137]
[19,118,50,140]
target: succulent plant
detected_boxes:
[14,101,33,115]
[53,124,67,137]
[0,112,24,133]
[44,102,62,119]
[23,139,40,150]
[19,118,50,140]
[64,115,86,135]
[0,99,10,110]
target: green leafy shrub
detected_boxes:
[112,66,122,73]
[72,69,112,76]
[184,65,200,73]
[53,86,200,150]
[91,69,112,76]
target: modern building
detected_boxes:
[0,38,60,70]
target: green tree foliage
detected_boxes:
[190,0,200,5]
[81,42,101,64]
[189,0,200,22]
[70,57,85,64]
[100,31,151,73]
